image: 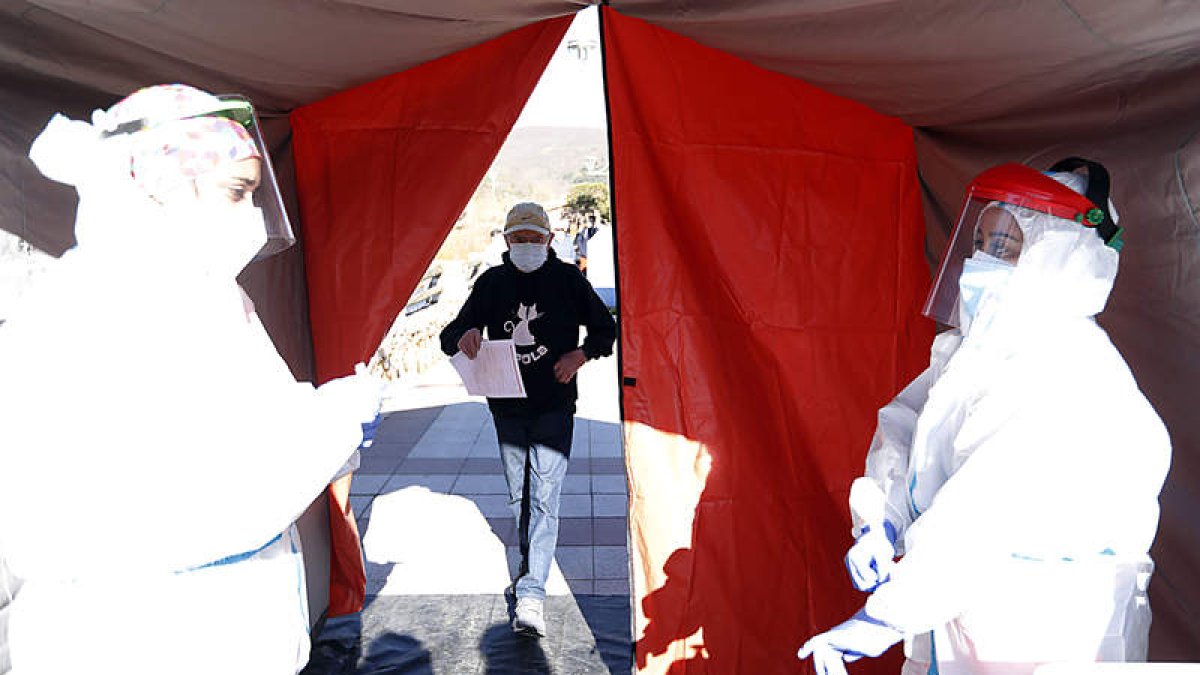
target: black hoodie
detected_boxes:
[439,249,617,417]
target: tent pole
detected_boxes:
[596,3,637,664]
[598,2,626,427]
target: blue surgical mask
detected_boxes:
[957,251,1014,328]
[509,243,548,273]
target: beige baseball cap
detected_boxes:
[504,202,550,236]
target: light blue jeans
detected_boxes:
[494,411,573,601]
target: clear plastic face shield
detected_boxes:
[208,96,295,258]
[100,94,296,259]
[922,162,1119,328]
[923,197,1027,327]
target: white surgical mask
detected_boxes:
[957,250,1014,330]
[174,200,269,279]
[509,243,548,273]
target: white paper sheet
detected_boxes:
[449,339,527,398]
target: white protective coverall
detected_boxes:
[0,111,375,673]
[0,556,18,674]
[851,193,1172,674]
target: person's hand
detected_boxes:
[458,328,483,359]
[554,349,587,383]
[797,608,902,675]
[845,521,897,592]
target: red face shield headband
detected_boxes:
[968,162,1123,249]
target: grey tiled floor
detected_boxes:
[302,594,632,675]
[350,400,629,597]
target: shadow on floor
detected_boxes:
[303,594,631,674]
[481,622,551,674]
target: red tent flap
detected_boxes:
[292,16,572,384]
[290,16,571,616]
[603,8,933,672]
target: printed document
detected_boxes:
[449,339,527,398]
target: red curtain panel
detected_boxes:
[292,16,572,384]
[602,8,933,672]
[291,16,571,616]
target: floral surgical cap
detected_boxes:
[102,84,261,199]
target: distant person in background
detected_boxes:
[574,219,598,277]
[439,201,616,638]
[550,222,576,265]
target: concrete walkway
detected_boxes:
[349,348,628,598]
[306,345,631,674]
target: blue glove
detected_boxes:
[844,520,897,592]
[359,413,382,449]
[797,608,903,675]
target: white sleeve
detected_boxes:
[0,551,17,674]
[853,366,935,539]
[0,277,365,579]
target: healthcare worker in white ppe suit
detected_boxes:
[798,159,1172,675]
[0,84,383,675]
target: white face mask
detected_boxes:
[509,243,548,273]
[172,200,268,279]
[957,250,1014,329]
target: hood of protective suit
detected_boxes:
[27,96,268,281]
[962,185,1119,344]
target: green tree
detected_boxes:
[562,182,610,227]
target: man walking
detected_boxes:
[440,202,617,637]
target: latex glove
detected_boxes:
[359,412,383,449]
[797,609,903,675]
[458,328,482,359]
[845,520,897,592]
[318,362,385,425]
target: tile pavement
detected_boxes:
[351,398,629,597]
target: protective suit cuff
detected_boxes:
[858,520,898,546]
[853,607,898,631]
[882,520,898,545]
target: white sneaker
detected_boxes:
[512,597,546,637]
